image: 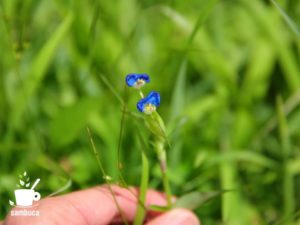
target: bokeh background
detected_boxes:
[1,0,300,224]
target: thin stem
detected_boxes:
[98,74,124,104]
[139,90,144,98]
[137,89,172,207]
[133,151,149,225]
[276,97,295,223]
[86,127,129,225]
[154,138,172,208]
[160,160,172,208]
[117,85,128,171]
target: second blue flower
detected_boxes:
[137,91,160,114]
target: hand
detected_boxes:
[2,185,200,225]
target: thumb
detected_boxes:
[145,208,200,225]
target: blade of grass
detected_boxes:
[270,0,300,37]
[204,150,277,169]
[169,58,187,122]
[160,3,236,87]
[243,0,300,92]
[98,73,123,104]
[117,85,129,172]
[175,190,229,210]
[253,90,300,144]
[276,96,295,224]
[168,58,186,170]
[219,110,246,225]
[168,0,218,176]
[47,179,72,197]
[186,0,219,46]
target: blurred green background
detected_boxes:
[1,0,300,224]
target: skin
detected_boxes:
[1,185,200,225]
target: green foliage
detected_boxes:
[175,190,228,210]
[1,0,300,224]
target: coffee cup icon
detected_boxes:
[14,178,41,207]
[14,189,41,207]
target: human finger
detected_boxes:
[3,185,168,225]
[145,208,200,225]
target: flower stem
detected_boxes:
[138,90,173,208]
[160,159,172,208]
[133,150,149,225]
[155,139,172,208]
[139,90,144,98]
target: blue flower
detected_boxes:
[126,74,150,89]
[137,91,160,114]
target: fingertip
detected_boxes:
[145,208,200,225]
[145,189,168,206]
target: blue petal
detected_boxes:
[125,74,150,87]
[137,91,161,112]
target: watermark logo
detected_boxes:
[9,171,41,216]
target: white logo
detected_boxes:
[9,171,41,216]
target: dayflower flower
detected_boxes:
[126,74,150,89]
[137,91,160,114]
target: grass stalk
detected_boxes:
[133,151,149,225]
[161,163,172,208]
[154,139,172,208]
[276,96,295,224]
[86,127,129,225]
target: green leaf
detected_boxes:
[175,190,228,210]
[270,0,300,37]
[205,151,277,169]
[144,112,167,141]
